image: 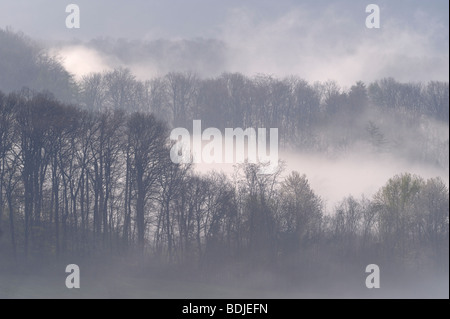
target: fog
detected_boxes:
[193,149,448,212]
[50,45,114,78]
[1,256,448,299]
[1,0,444,85]
[0,0,448,300]
[191,107,449,210]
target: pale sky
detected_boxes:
[1,0,448,85]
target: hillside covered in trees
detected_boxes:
[0,29,76,103]
[0,28,448,298]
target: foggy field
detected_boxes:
[1,262,448,299]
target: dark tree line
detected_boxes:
[0,89,448,274]
[77,70,449,168]
[78,70,449,128]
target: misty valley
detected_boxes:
[0,27,449,299]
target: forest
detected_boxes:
[0,28,448,298]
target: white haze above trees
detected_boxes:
[1,1,448,85]
[0,27,448,209]
[53,1,449,86]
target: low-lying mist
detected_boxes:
[1,253,448,299]
[195,151,447,210]
[193,136,448,212]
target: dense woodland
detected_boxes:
[0,88,448,273]
[0,28,448,280]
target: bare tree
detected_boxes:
[127,112,167,254]
[166,72,198,127]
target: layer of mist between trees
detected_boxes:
[0,88,448,297]
[0,28,448,298]
[75,69,448,169]
[1,28,448,170]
